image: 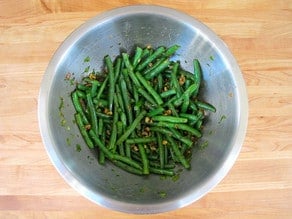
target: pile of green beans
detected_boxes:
[71,45,216,176]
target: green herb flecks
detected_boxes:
[84,56,91,63]
[76,144,81,152]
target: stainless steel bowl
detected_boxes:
[38,5,248,214]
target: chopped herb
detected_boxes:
[199,140,209,150]
[139,187,145,193]
[84,56,90,62]
[172,174,180,182]
[158,191,167,198]
[84,66,90,73]
[76,144,81,152]
[210,55,214,61]
[219,115,227,124]
[59,97,67,127]
[66,138,71,146]
[59,97,64,111]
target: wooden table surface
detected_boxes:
[1,0,291,218]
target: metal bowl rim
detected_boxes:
[38,5,248,214]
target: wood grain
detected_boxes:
[0,0,291,218]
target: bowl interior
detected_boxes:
[39,5,247,214]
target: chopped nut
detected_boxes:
[131,145,139,152]
[141,131,148,136]
[85,124,91,130]
[89,73,96,80]
[65,72,71,80]
[106,111,113,116]
[150,145,157,151]
[179,75,186,85]
[164,109,172,116]
[145,117,151,123]
[162,140,168,145]
[104,108,112,115]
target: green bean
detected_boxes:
[147,154,159,161]
[193,59,202,91]
[164,141,168,165]
[120,112,127,127]
[173,83,198,107]
[180,113,200,122]
[196,119,203,130]
[126,137,156,144]
[91,80,100,97]
[144,101,155,110]
[132,47,143,68]
[157,74,163,93]
[77,84,89,91]
[125,143,131,158]
[189,102,198,111]
[75,113,94,149]
[76,90,86,98]
[116,110,147,145]
[179,69,195,82]
[196,101,216,113]
[98,118,103,136]
[136,46,165,71]
[143,58,165,75]
[96,77,109,100]
[152,121,202,138]
[115,85,125,112]
[144,59,170,80]
[108,95,118,152]
[86,93,98,134]
[89,130,114,159]
[169,147,179,163]
[147,107,165,117]
[156,132,164,169]
[116,121,125,156]
[112,160,143,175]
[149,162,175,169]
[121,69,133,94]
[112,154,142,170]
[138,144,150,174]
[169,127,193,147]
[114,57,122,83]
[104,55,115,112]
[98,151,105,165]
[140,47,151,62]
[160,89,176,98]
[72,92,89,124]
[120,77,133,125]
[164,44,180,57]
[136,72,163,105]
[151,115,188,123]
[181,93,190,113]
[149,167,174,176]
[166,102,179,117]
[184,78,191,91]
[137,88,157,106]
[150,127,193,147]
[165,135,190,169]
[95,112,112,120]
[93,98,108,108]
[170,61,182,96]
[122,53,141,87]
